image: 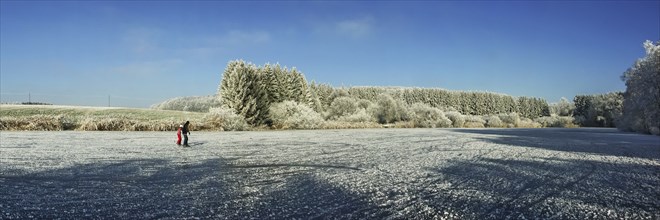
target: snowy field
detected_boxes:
[1,128,659,219]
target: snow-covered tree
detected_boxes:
[549,97,574,117]
[218,60,269,125]
[573,92,622,127]
[618,40,660,135]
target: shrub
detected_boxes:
[337,109,374,123]
[497,112,521,128]
[463,115,486,128]
[356,99,373,110]
[650,127,660,136]
[80,116,132,131]
[445,111,465,128]
[535,116,578,128]
[392,121,415,128]
[269,101,324,129]
[0,115,64,131]
[204,107,250,131]
[327,88,350,105]
[322,120,381,129]
[549,97,575,117]
[517,118,542,128]
[374,93,411,124]
[484,115,505,128]
[77,116,183,131]
[409,103,452,128]
[326,96,359,120]
[573,92,623,127]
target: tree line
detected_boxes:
[151,40,657,135]
[217,60,551,126]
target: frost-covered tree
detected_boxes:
[291,68,313,106]
[218,60,269,125]
[262,63,282,105]
[218,60,242,108]
[573,92,623,127]
[618,40,660,135]
[217,60,318,125]
[517,97,550,119]
[549,97,574,117]
[309,81,335,110]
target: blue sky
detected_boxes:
[1,1,658,108]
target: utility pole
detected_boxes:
[28,92,31,103]
[108,95,111,107]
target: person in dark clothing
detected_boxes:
[182,121,191,147]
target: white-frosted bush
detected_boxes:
[484,115,505,128]
[535,116,577,128]
[326,96,359,120]
[650,127,660,136]
[549,97,575,117]
[269,101,324,129]
[0,115,63,131]
[573,92,623,127]
[410,103,452,128]
[357,99,373,110]
[80,116,136,131]
[327,88,350,104]
[374,94,411,124]
[517,118,542,128]
[445,111,465,128]
[151,95,221,112]
[322,120,381,129]
[464,115,486,128]
[337,108,374,123]
[204,107,249,131]
[498,112,521,128]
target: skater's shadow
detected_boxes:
[1,158,381,219]
[186,142,206,147]
[450,128,660,159]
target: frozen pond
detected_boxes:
[1,128,659,219]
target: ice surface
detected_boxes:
[1,128,659,219]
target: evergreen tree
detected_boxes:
[218,61,269,125]
[219,60,244,112]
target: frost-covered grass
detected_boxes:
[0,105,206,131]
[1,128,659,219]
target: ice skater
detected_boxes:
[176,124,183,146]
[182,121,191,147]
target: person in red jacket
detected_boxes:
[176,124,183,146]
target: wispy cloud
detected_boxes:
[122,28,162,55]
[180,30,270,58]
[211,30,271,46]
[112,59,183,77]
[335,16,374,38]
[311,16,375,39]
